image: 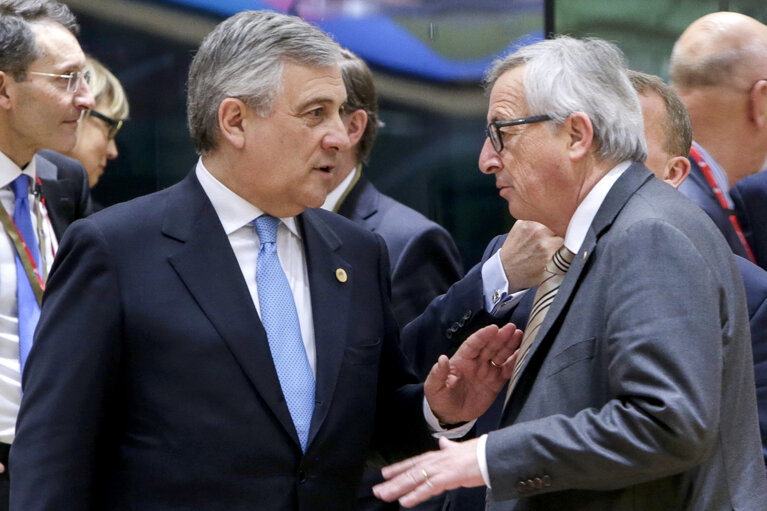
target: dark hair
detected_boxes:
[628,70,692,157]
[339,48,378,164]
[0,0,78,79]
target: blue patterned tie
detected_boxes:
[11,174,42,375]
[253,215,315,451]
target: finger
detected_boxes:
[374,464,431,502]
[461,324,500,360]
[381,449,439,480]
[481,323,519,368]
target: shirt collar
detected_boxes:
[0,150,37,190]
[321,164,359,212]
[691,140,732,207]
[195,158,300,238]
[564,160,631,254]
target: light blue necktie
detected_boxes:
[254,215,315,451]
[11,174,42,375]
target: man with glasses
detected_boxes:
[0,1,93,508]
[670,12,767,263]
[374,36,767,510]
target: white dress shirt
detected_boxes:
[195,160,317,374]
[196,159,470,438]
[0,151,57,444]
[477,161,631,486]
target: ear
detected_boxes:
[564,112,594,161]
[217,98,249,150]
[0,71,13,110]
[748,78,767,129]
[663,155,691,189]
[344,109,368,147]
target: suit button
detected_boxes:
[445,330,453,340]
[526,479,535,489]
[516,481,527,493]
[533,477,543,489]
[298,471,307,484]
[463,311,472,321]
[542,475,551,487]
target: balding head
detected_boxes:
[670,12,767,91]
[669,12,767,184]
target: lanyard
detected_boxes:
[689,146,757,264]
[0,176,47,305]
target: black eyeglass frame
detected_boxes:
[88,110,124,140]
[485,114,552,153]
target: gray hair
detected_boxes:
[669,40,767,89]
[187,10,342,154]
[485,36,647,163]
[0,0,78,80]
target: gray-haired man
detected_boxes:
[10,10,521,511]
[374,36,767,511]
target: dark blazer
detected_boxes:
[678,156,749,258]
[732,170,767,271]
[736,255,767,475]
[10,172,434,511]
[35,150,92,238]
[337,175,463,328]
[338,176,463,511]
[408,165,767,510]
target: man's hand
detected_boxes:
[425,323,522,424]
[373,437,484,508]
[502,220,562,292]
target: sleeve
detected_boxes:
[486,220,727,499]
[10,218,122,511]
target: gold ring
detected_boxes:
[422,469,429,481]
[490,360,502,368]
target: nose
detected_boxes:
[322,113,352,152]
[479,137,501,175]
[106,138,118,160]
[74,78,96,111]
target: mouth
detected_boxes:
[313,164,334,174]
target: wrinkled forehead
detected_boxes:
[28,21,86,71]
[487,66,528,120]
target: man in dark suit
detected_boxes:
[374,36,767,510]
[0,1,93,508]
[322,49,463,329]
[669,12,767,260]
[732,171,767,271]
[9,11,522,511]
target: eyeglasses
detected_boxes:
[88,110,124,140]
[27,70,91,93]
[485,114,552,153]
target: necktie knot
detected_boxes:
[254,215,279,245]
[11,174,31,201]
[547,244,576,276]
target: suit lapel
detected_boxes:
[337,176,380,228]
[35,155,71,240]
[504,164,653,414]
[299,210,352,446]
[164,172,300,447]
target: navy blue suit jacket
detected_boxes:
[10,172,433,511]
[678,156,749,258]
[732,170,767,271]
[35,150,92,239]
[337,175,463,328]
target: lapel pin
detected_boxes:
[582,250,588,262]
[335,268,348,283]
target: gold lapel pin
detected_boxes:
[582,250,588,262]
[335,268,348,283]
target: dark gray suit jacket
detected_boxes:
[483,164,766,510]
[35,150,92,238]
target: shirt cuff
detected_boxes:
[481,250,528,316]
[422,398,476,438]
[477,433,491,488]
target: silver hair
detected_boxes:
[187,10,342,154]
[485,36,647,163]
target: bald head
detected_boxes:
[670,12,767,90]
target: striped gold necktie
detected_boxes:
[505,244,575,405]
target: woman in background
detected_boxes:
[65,55,129,188]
